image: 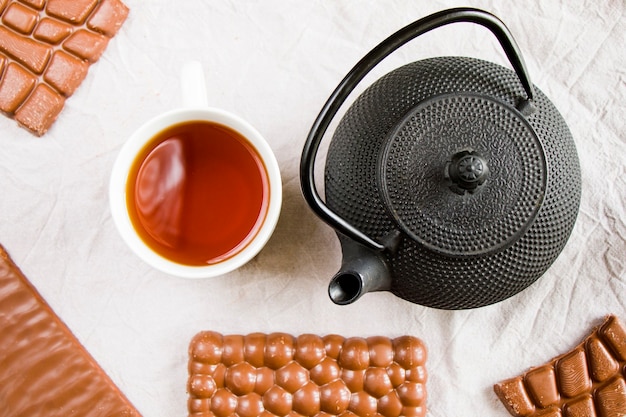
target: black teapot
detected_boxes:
[300,8,581,309]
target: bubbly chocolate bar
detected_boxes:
[0,0,129,135]
[494,315,626,417]
[0,245,141,416]
[188,331,428,417]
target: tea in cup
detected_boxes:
[109,62,281,278]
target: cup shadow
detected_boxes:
[251,174,341,280]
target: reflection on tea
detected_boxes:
[126,120,269,266]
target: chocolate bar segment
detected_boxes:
[0,61,36,112]
[0,0,129,135]
[44,50,89,95]
[0,25,52,74]
[45,0,99,25]
[87,0,129,37]
[33,17,72,44]
[2,2,39,35]
[494,315,626,416]
[189,332,428,417]
[14,83,65,134]
[62,28,109,62]
[0,245,141,416]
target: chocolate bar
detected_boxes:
[188,331,428,417]
[0,0,129,135]
[494,315,626,416]
[0,245,141,416]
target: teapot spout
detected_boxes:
[329,235,393,305]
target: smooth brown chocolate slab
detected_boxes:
[0,0,129,135]
[0,245,141,416]
[494,315,626,417]
[188,331,428,417]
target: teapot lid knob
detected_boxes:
[379,94,547,257]
[445,150,490,194]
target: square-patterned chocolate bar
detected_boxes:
[0,0,129,135]
[188,331,428,417]
[494,315,626,417]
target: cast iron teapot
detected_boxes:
[300,8,581,309]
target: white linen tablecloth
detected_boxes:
[0,1,624,416]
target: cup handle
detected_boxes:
[181,60,209,108]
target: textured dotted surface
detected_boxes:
[188,332,428,417]
[0,0,129,135]
[494,315,626,417]
[380,93,546,256]
[325,56,581,309]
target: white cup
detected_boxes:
[109,61,282,278]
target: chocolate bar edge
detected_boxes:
[0,245,142,416]
[492,314,624,417]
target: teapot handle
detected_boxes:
[300,7,536,252]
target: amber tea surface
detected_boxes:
[126,120,270,266]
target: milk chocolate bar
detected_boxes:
[0,0,129,135]
[0,245,141,416]
[494,315,626,416]
[188,331,428,417]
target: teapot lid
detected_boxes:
[379,93,547,256]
